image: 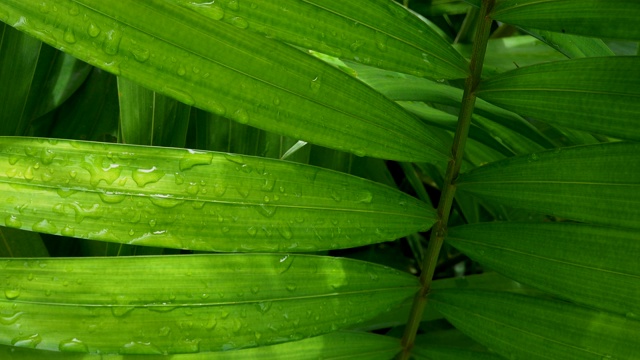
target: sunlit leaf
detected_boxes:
[0,0,450,162]
[0,137,434,252]
[0,255,417,354]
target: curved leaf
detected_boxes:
[177,0,469,80]
[490,0,640,41]
[0,0,449,163]
[447,222,640,318]
[456,142,640,229]
[0,255,417,354]
[477,57,640,141]
[1,331,400,359]
[430,290,640,360]
[0,137,434,252]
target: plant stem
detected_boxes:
[397,1,494,358]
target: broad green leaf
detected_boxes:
[477,57,640,141]
[0,227,48,257]
[118,77,191,147]
[0,255,417,354]
[0,0,449,163]
[430,290,640,360]
[456,142,640,229]
[413,346,503,360]
[0,331,400,359]
[447,222,640,318]
[177,0,469,80]
[490,0,640,41]
[0,137,434,252]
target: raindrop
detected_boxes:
[256,301,272,314]
[250,286,259,294]
[131,46,150,62]
[256,204,277,218]
[358,191,373,204]
[99,192,126,204]
[163,86,195,106]
[330,190,341,202]
[87,23,101,38]
[32,219,58,234]
[11,334,41,348]
[232,108,250,124]
[278,224,293,240]
[4,215,22,229]
[188,2,225,20]
[132,166,165,187]
[61,225,75,237]
[177,65,187,76]
[350,40,364,52]
[247,226,258,236]
[228,0,239,10]
[103,28,123,55]
[208,100,227,116]
[286,283,297,292]
[277,255,294,274]
[186,182,200,195]
[59,338,89,353]
[179,149,213,171]
[63,27,76,43]
[4,288,20,300]
[375,31,388,52]
[111,306,135,317]
[120,341,163,355]
[24,166,34,180]
[230,17,249,29]
[528,153,539,162]
[150,195,184,208]
[310,75,321,92]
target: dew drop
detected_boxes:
[131,46,150,62]
[0,311,23,325]
[232,108,250,124]
[87,23,101,38]
[278,224,293,240]
[228,0,239,10]
[207,100,227,116]
[179,149,213,171]
[277,255,294,274]
[5,215,22,229]
[256,204,277,218]
[256,301,272,314]
[99,192,126,204]
[111,306,135,317]
[120,341,163,355]
[103,28,123,55]
[11,334,41,348]
[247,226,258,236]
[32,219,58,234]
[163,86,195,106]
[528,153,539,162]
[132,166,165,187]
[61,225,75,237]
[230,17,248,29]
[150,195,184,208]
[63,27,76,43]
[358,191,373,204]
[188,2,225,20]
[4,288,20,300]
[375,31,388,52]
[286,283,297,292]
[59,338,88,353]
[310,75,321,92]
[350,40,364,52]
[177,65,187,76]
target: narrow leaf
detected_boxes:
[430,290,640,360]
[0,331,401,359]
[0,255,417,354]
[0,227,48,257]
[456,142,640,229]
[477,57,640,141]
[413,346,503,360]
[0,137,434,252]
[0,0,449,162]
[177,0,469,80]
[490,0,640,41]
[447,222,640,318]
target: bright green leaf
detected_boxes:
[0,255,417,354]
[456,142,640,229]
[430,290,640,360]
[477,57,640,141]
[177,0,469,80]
[0,0,449,162]
[447,222,640,318]
[490,0,640,41]
[0,137,434,252]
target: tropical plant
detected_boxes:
[0,0,638,359]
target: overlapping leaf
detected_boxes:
[456,142,640,229]
[0,255,417,354]
[447,222,640,318]
[177,0,469,80]
[477,57,640,142]
[430,290,640,359]
[0,0,450,162]
[490,0,640,41]
[0,137,434,251]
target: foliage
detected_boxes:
[0,0,639,359]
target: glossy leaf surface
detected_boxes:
[177,0,469,79]
[0,137,434,252]
[430,290,640,360]
[0,255,417,354]
[0,0,450,162]
[447,222,640,318]
[477,57,640,142]
[456,142,640,229]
